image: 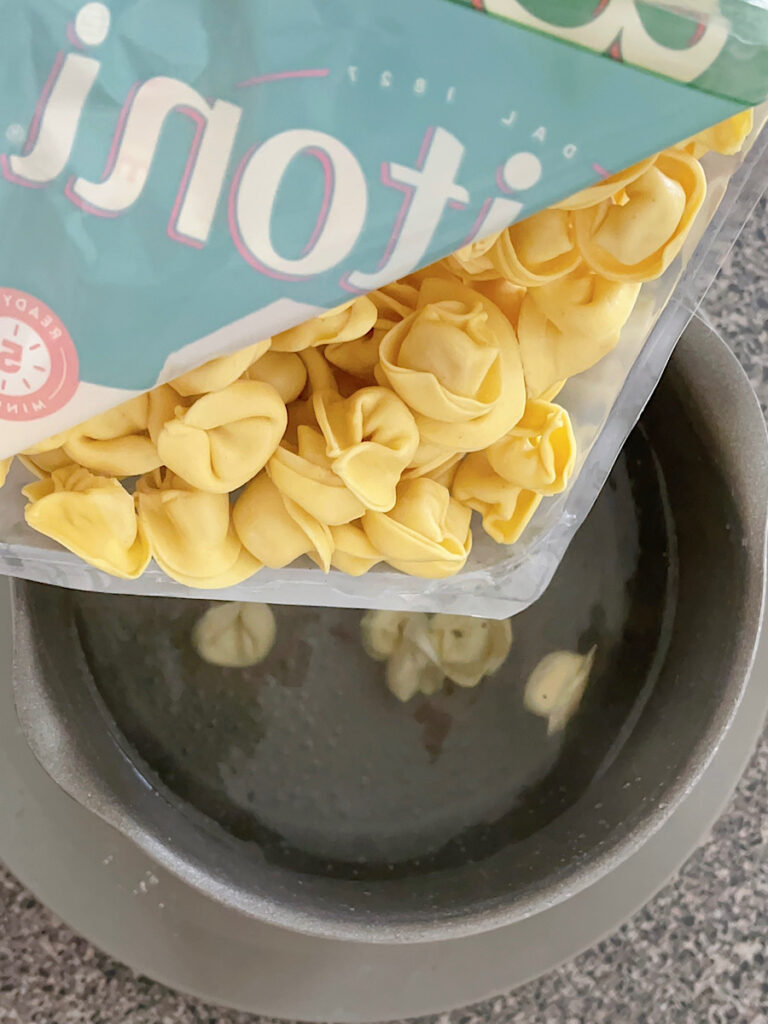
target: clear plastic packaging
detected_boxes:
[2,112,765,616]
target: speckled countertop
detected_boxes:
[1,199,767,1024]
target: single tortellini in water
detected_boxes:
[488,209,581,288]
[171,339,271,397]
[573,151,706,283]
[487,399,576,496]
[0,457,10,488]
[363,477,472,579]
[244,350,307,404]
[453,451,542,545]
[524,646,596,734]
[62,393,162,477]
[517,269,641,398]
[23,466,150,580]
[233,472,334,572]
[157,380,287,493]
[376,277,526,452]
[193,602,277,668]
[325,283,419,384]
[268,425,365,526]
[136,469,259,588]
[313,385,420,512]
[271,297,377,352]
[428,614,513,689]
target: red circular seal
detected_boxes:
[0,289,79,422]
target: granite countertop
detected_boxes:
[1,199,767,1024]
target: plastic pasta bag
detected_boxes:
[0,0,766,616]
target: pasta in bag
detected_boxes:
[0,0,767,616]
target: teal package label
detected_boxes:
[457,0,768,105]
[0,0,744,456]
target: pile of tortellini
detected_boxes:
[0,112,752,587]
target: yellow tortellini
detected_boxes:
[313,385,419,512]
[323,521,383,576]
[452,451,542,545]
[554,156,656,211]
[488,209,581,287]
[517,270,641,398]
[268,424,365,526]
[192,602,277,668]
[487,400,576,496]
[171,339,271,397]
[377,278,526,452]
[0,457,11,488]
[233,472,333,572]
[524,647,596,734]
[363,477,472,578]
[427,614,513,689]
[325,283,419,384]
[574,151,706,282]
[680,109,753,159]
[244,350,307,404]
[24,465,150,579]
[272,297,377,352]
[136,468,259,587]
[156,380,287,493]
[443,231,503,281]
[61,393,162,478]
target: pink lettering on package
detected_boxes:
[0,289,79,421]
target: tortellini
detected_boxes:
[452,451,542,545]
[488,210,581,287]
[233,472,334,572]
[268,425,366,526]
[136,469,259,588]
[24,466,150,579]
[192,601,276,668]
[156,380,287,493]
[0,458,10,488]
[517,270,641,398]
[325,283,418,383]
[172,340,271,397]
[377,278,526,451]
[524,647,596,734]
[363,478,472,578]
[574,151,706,282]
[61,394,162,477]
[313,386,419,512]
[443,232,502,281]
[272,297,377,352]
[680,109,753,159]
[487,400,576,495]
[244,351,307,404]
[427,614,513,689]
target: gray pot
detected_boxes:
[11,320,768,944]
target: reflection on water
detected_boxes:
[69,427,674,877]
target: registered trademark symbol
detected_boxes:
[6,124,25,145]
